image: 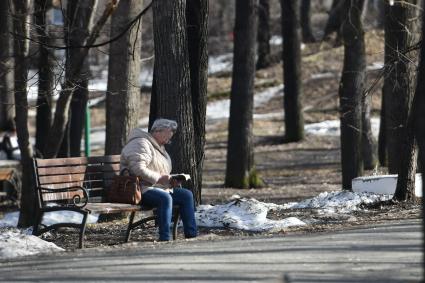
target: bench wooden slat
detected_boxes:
[35,155,120,167]
[42,190,84,202]
[37,164,121,176]
[85,203,141,214]
[38,172,118,185]
[40,180,104,190]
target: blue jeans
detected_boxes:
[141,187,197,241]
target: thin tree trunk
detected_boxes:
[13,0,36,228]
[362,94,377,169]
[300,0,316,43]
[256,0,272,70]
[225,0,258,189]
[384,0,419,174]
[62,0,97,157]
[152,0,198,194]
[339,0,365,190]
[105,0,143,155]
[378,91,387,165]
[323,0,344,42]
[281,0,304,142]
[44,1,116,158]
[0,0,15,131]
[186,0,208,203]
[34,0,54,157]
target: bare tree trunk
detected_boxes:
[281,0,304,142]
[225,0,258,189]
[0,0,15,131]
[362,94,377,169]
[300,0,316,43]
[62,0,97,157]
[13,0,36,228]
[339,0,365,190]
[256,0,272,70]
[384,0,419,174]
[323,0,344,43]
[186,0,208,203]
[378,92,387,166]
[43,0,116,158]
[34,0,54,156]
[105,0,143,155]
[151,0,198,195]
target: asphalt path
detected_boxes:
[0,219,422,283]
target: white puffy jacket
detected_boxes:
[120,128,172,193]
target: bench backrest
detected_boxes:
[33,155,121,206]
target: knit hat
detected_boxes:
[150,118,178,132]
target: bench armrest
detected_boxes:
[39,186,89,209]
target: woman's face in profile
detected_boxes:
[153,128,175,145]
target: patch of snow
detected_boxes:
[283,191,392,214]
[367,61,384,71]
[208,54,233,75]
[310,72,336,80]
[270,35,282,45]
[196,198,306,232]
[305,118,380,138]
[0,228,64,259]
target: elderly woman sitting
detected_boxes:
[120,118,197,241]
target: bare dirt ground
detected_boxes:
[1,29,422,251]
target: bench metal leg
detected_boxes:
[79,212,89,249]
[172,210,180,240]
[125,211,136,242]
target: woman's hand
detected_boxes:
[157,175,171,186]
[169,178,182,188]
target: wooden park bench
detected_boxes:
[32,155,180,248]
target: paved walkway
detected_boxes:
[0,219,422,283]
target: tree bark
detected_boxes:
[384,0,419,174]
[70,84,88,156]
[256,0,272,69]
[186,0,208,203]
[0,0,15,131]
[300,0,316,43]
[151,0,198,196]
[13,0,36,228]
[362,94,377,170]
[225,0,258,189]
[34,0,54,157]
[105,0,143,155]
[339,0,365,190]
[281,0,304,142]
[378,91,387,166]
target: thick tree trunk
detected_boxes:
[300,0,316,43]
[362,94,377,169]
[281,0,304,142]
[34,0,54,156]
[256,0,272,70]
[151,0,198,196]
[186,0,208,203]
[225,0,258,189]
[415,15,425,176]
[0,0,15,131]
[13,0,36,228]
[384,0,419,174]
[339,0,365,190]
[105,0,143,155]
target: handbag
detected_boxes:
[107,168,142,205]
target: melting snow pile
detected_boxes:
[283,191,392,214]
[0,228,64,259]
[196,197,305,232]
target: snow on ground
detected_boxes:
[305,117,381,138]
[0,228,64,259]
[0,191,392,259]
